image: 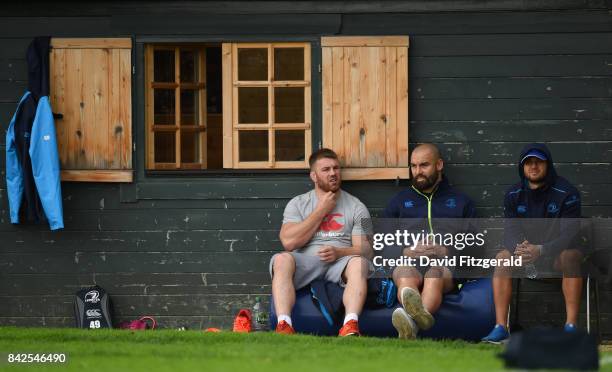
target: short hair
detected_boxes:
[309,148,338,169]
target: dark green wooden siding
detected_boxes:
[1,1,611,335]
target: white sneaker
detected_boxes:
[400,287,435,330]
[392,307,418,340]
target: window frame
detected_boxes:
[225,42,312,169]
[145,44,208,170]
[134,38,321,186]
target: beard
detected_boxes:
[525,172,546,183]
[411,171,439,192]
[317,175,341,192]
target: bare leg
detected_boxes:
[341,256,369,315]
[391,264,425,338]
[393,265,423,303]
[421,267,454,314]
[272,253,296,316]
[493,249,513,327]
[557,249,583,325]
[563,278,582,325]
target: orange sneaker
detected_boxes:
[232,309,252,333]
[338,319,360,337]
[275,320,295,334]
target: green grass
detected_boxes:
[0,328,610,372]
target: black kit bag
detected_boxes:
[74,285,113,329]
[499,327,599,370]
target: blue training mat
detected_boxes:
[270,278,495,341]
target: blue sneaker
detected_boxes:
[564,323,577,332]
[481,324,509,344]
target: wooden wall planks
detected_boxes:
[0,3,610,335]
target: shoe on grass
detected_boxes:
[481,324,509,344]
[338,319,360,337]
[400,287,435,330]
[275,320,295,335]
[232,309,252,333]
[392,307,418,340]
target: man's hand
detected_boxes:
[405,243,430,258]
[404,244,448,258]
[279,191,339,252]
[428,244,449,258]
[318,245,339,263]
[515,240,542,264]
[316,191,339,216]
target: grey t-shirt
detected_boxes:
[282,189,372,255]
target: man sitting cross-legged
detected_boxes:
[384,144,476,339]
[270,148,374,336]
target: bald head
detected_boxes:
[411,143,441,163]
[410,143,443,192]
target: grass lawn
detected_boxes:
[0,328,611,371]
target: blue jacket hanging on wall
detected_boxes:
[5,36,64,230]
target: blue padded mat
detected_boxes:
[270,278,495,341]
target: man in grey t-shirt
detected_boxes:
[270,148,374,336]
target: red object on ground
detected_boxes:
[232,309,252,333]
[119,316,157,330]
[204,327,221,332]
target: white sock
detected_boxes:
[278,314,292,326]
[343,313,358,325]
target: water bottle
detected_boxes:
[252,296,268,332]
[524,262,538,279]
[517,240,538,279]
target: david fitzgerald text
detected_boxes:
[373,255,523,269]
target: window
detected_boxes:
[146,36,409,179]
[146,42,311,171]
[145,45,214,170]
[223,43,312,169]
[322,36,410,180]
[49,38,133,182]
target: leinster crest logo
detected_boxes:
[84,290,100,304]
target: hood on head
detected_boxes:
[518,143,557,187]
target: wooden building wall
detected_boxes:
[0,1,611,336]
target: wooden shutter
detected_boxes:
[50,38,132,182]
[322,36,409,180]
